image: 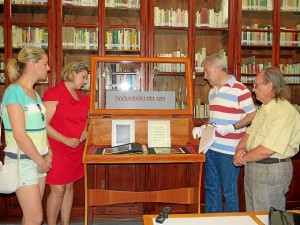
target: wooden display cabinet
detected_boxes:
[83,56,204,223]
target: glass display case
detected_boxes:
[90,56,193,115]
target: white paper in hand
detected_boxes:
[198,125,215,154]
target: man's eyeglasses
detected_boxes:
[36,104,45,121]
[253,82,265,88]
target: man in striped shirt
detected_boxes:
[193,54,256,213]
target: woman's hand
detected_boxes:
[64,137,81,148]
[80,130,88,142]
[44,151,53,169]
[37,158,52,173]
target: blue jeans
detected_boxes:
[205,150,240,212]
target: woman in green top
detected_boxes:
[2,46,52,225]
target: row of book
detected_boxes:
[195,8,228,28]
[154,51,187,73]
[154,7,189,27]
[105,29,140,51]
[11,0,47,4]
[242,0,273,10]
[242,31,273,46]
[241,61,271,74]
[63,0,98,6]
[194,100,209,119]
[154,63,186,73]
[243,0,300,11]
[62,27,98,50]
[241,76,300,84]
[12,26,48,48]
[0,61,4,70]
[0,27,3,48]
[280,26,300,46]
[105,0,140,8]
[279,63,300,75]
[195,49,227,73]
[280,0,300,11]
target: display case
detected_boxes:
[83,56,204,221]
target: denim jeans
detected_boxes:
[205,150,240,213]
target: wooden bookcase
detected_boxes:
[0,0,299,222]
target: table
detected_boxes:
[143,211,300,225]
[143,212,265,225]
[83,145,205,225]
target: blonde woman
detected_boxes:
[2,46,52,225]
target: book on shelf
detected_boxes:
[95,142,146,155]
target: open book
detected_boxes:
[96,143,145,155]
[147,147,190,154]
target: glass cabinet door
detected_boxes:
[9,0,54,94]
[104,0,142,56]
[279,0,300,105]
[152,0,189,59]
[11,1,49,49]
[193,0,231,120]
[238,0,274,85]
[58,0,99,90]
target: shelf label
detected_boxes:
[106,91,175,109]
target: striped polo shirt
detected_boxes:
[1,84,48,158]
[209,75,256,155]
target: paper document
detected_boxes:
[198,125,215,153]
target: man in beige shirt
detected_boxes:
[233,66,300,211]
